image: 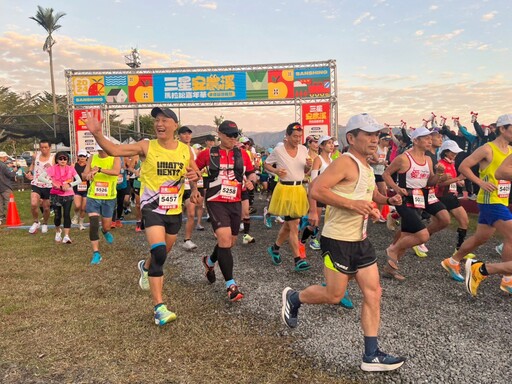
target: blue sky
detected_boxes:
[1,0,511,131]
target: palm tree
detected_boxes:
[30,6,66,115]
[213,115,224,128]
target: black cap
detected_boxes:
[205,134,216,142]
[178,126,192,134]
[151,107,178,123]
[218,120,239,135]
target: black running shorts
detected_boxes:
[142,206,182,235]
[206,201,241,235]
[320,236,377,275]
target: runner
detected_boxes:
[444,114,512,295]
[39,151,82,244]
[195,120,257,301]
[112,156,131,228]
[191,143,206,231]
[26,139,54,234]
[84,107,201,325]
[382,127,450,280]
[82,140,121,264]
[368,132,390,222]
[265,123,313,272]
[71,149,89,230]
[239,137,256,244]
[126,155,143,232]
[281,113,406,372]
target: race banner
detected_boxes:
[74,109,98,155]
[301,102,331,139]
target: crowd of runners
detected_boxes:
[17,108,512,373]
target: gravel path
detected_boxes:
[167,202,511,383]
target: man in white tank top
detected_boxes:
[281,114,405,372]
[25,140,55,234]
[382,127,450,280]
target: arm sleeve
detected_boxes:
[38,170,52,184]
[69,173,82,187]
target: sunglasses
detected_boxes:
[58,157,68,161]
[226,132,240,139]
[78,155,87,158]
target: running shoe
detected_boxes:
[124,207,131,214]
[299,216,309,232]
[417,243,429,253]
[468,194,477,201]
[201,255,216,284]
[275,216,285,224]
[463,253,476,260]
[382,264,406,281]
[267,246,282,266]
[294,259,311,272]
[71,215,79,225]
[243,234,255,244]
[441,258,464,282]
[386,212,400,231]
[196,224,205,231]
[102,230,114,244]
[465,259,487,297]
[55,229,62,243]
[90,251,102,265]
[298,242,306,259]
[28,221,40,234]
[182,239,198,251]
[495,243,503,256]
[412,245,428,258]
[361,349,406,372]
[135,221,142,232]
[115,219,123,228]
[263,207,272,229]
[340,290,354,309]
[249,206,257,215]
[227,284,243,302]
[500,278,512,294]
[281,287,300,328]
[110,221,117,228]
[154,304,177,326]
[137,260,149,290]
[79,223,86,231]
[309,238,321,251]
[41,224,48,234]
[62,235,72,244]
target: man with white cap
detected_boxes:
[382,127,450,280]
[447,114,512,296]
[281,113,405,372]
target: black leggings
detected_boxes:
[54,199,73,228]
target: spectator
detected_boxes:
[0,151,17,224]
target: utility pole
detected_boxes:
[125,48,141,139]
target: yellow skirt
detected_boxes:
[268,183,309,218]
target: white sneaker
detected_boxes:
[71,215,79,225]
[275,216,285,224]
[41,224,48,234]
[29,222,40,234]
[55,229,62,243]
[243,234,255,244]
[79,224,86,231]
[182,239,198,251]
[62,235,72,244]
[417,243,429,253]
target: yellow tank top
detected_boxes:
[321,153,375,242]
[87,155,117,200]
[140,140,190,215]
[477,142,512,205]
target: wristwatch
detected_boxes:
[98,167,102,173]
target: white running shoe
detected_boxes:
[275,216,285,224]
[182,239,198,251]
[138,260,150,290]
[41,224,48,234]
[55,229,62,243]
[417,243,429,253]
[71,215,79,225]
[62,235,72,244]
[79,224,86,231]
[29,222,40,234]
[243,234,255,244]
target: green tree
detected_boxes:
[126,114,155,140]
[29,6,66,115]
[213,115,224,128]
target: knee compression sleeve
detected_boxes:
[89,216,100,241]
[148,243,167,277]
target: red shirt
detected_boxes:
[196,147,254,203]
[436,158,458,196]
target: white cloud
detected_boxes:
[199,2,218,10]
[425,29,464,45]
[424,20,437,26]
[353,12,371,26]
[430,5,438,11]
[415,30,424,36]
[482,11,497,21]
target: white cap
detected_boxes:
[496,114,512,127]
[333,140,339,146]
[77,149,89,157]
[346,113,383,133]
[439,140,463,155]
[192,143,203,150]
[239,136,250,143]
[318,135,334,146]
[0,151,8,157]
[410,127,432,140]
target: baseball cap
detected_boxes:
[496,114,512,127]
[0,151,8,157]
[239,136,251,144]
[192,143,203,150]
[205,134,216,142]
[77,149,89,157]
[318,135,334,146]
[178,126,192,134]
[379,133,391,140]
[410,127,432,140]
[439,140,463,154]
[346,113,383,133]
[218,120,240,136]
[150,107,178,123]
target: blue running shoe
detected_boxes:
[340,290,354,309]
[102,230,114,244]
[267,246,282,265]
[309,238,321,251]
[263,207,272,228]
[361,349,406,372]
[91,251,102,265]
[154,304,177,326]
[294,259,311,272]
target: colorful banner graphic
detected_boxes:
[301,102,331,138]
[74,109,98,154]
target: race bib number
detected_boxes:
[158,186,179,210]
[94,181,109,197]
[197,178,204,188]
[77,182,88,192]
[427,188,439,204]
[498,180,511,198]
[449,183,457,193]
[362,216,368,240]
[412,189,425,209]
[220,180,239,200]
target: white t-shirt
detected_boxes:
[265,144,308,182]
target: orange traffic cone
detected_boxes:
[6,193,22,226]
[381,204,390,220]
